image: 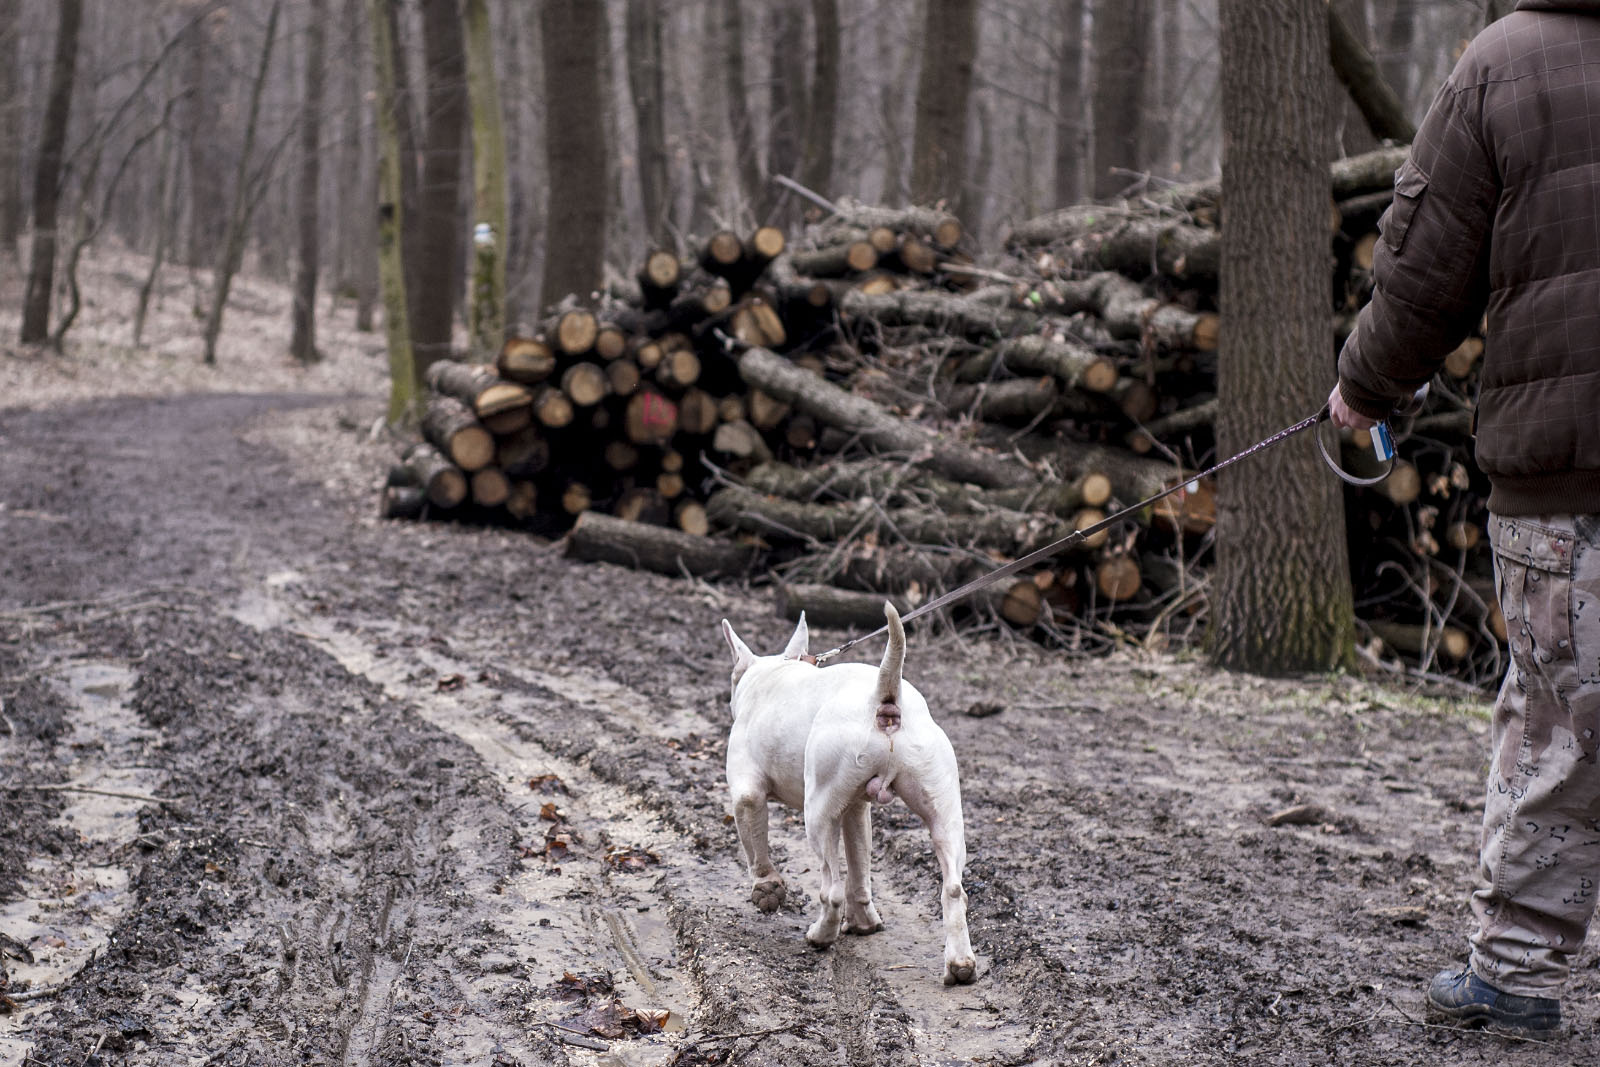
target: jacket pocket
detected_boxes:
[1381,160,1428,256]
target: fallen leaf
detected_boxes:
[436,674,466,692]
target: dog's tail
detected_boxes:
[874,602,904,737]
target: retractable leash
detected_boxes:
[810,386,1428,664]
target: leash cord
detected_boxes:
[811,407,1335,663]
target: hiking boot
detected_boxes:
[1425,967,1561,1036]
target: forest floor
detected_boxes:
[2,245,1597,1067]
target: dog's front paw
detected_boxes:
[943,957,977,986]
[750,877,786,913]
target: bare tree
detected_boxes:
[766,0,804,221]
[800,0,839,202]
[201,3,283,365]
[626,0,670,248]
[1053,0,1087,206]
[1210,0,1355,674]
[910,0,978,209]
[0,0,21,256]
[369,0,417,422]
[539,0,608,311]
[1091,0,1152,199]
[1485,0,1515,26]
[722,0,763,220]
[412,0,468,379]
[19,0,83,344]
[290,0,327,366]
[464,0,508,361]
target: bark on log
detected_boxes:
[496,425,550,478]
[828,199,964,249]
[567,510,757,577]
[943,377,1060,422]
[792,241,878,277]
[1126,398,1218,453]
[705,483,1083,555]
[424,360,533,426]
[956,335,1119,394]
[1043,271,1220,351]
[403,441,468,508]
[1365,618,1472,662]
[743,458,1113,519]
[775,582,911,630]
[737,346,1036,488]
[380,484,428,520]
[421,395,494,472]
[505,480,537,520]
[497,336,558,383]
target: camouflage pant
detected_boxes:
[1469,513,1600,996]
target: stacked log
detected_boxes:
[380,146,1505,687]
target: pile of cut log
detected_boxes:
[383,145,1504,688]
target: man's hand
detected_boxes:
[1327,384,1377,431]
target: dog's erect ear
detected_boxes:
[782,611,809,660]
[721,619,755,670]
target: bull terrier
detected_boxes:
[719,603,976,985]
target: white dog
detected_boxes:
[719,603,976,985]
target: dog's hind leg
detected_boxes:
[895,768,977,985]
[803,801,847,947]
[841,800,883,935]
[731,782,785,912]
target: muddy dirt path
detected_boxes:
[1,391,1596,1066]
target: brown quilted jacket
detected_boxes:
[1338,0,1600,515]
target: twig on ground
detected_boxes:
[4,782,179,806]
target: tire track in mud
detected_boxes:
[273,591,1032,1066]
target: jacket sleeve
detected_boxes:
[1337,79,1497,419]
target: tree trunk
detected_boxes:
[625,0,670,247]
[0,0,20,256]
[766,0,804,223]
[385,0,424,332]
[1378,0,1416,117]
[1210,0,1355,674]
[290,0,327,366]
[134,121,179,348]
[1091,0,1151,200]
[463,0,509,362]
[18,0,82,344]
[201,3,281,365]
[800,0,839,202]
[540,0,609,310]
[910,0,978,210]
[369,0,418,423]
[413,0,468,378]
[1053,0,1086,207]
[722,0,764,217]
[1327,1,1416,144]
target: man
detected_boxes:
[1330,1,1600,1038]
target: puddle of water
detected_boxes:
[1,663,161,1067]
